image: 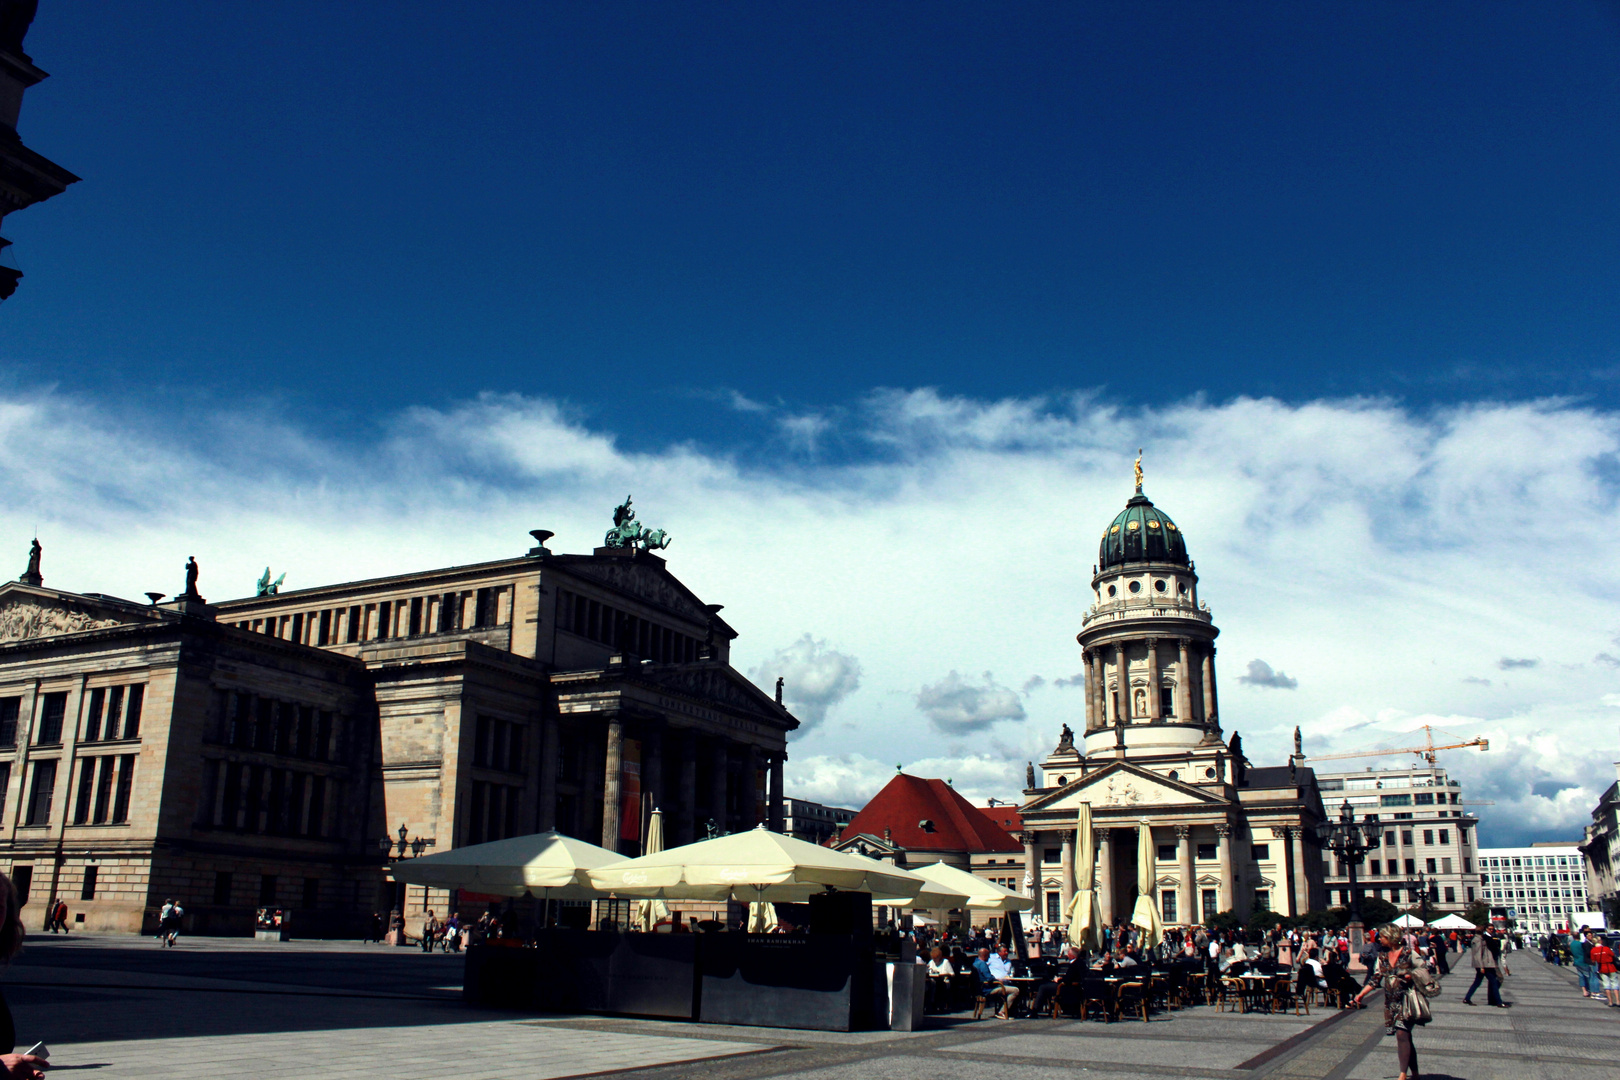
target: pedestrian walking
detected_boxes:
[161,900,184,947]
[0,873,48,1080]
[1354,925,1437,1080]
[53,899,67,934]
[156,899,174,943]
[1462,927,1507,1007]
[1590,935,1619,1007]
[1570,929,1597,999]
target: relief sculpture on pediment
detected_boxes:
[0,599,122,642]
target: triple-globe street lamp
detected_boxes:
[1317,799,1382,943]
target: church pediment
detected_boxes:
[0,585,149,644]
[1024,761,1227,814]
[558,557,718,628]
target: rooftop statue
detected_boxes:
[1055,723,1074,752]
[1134,448,1144,493]
[603,495,672,552]
[255,567,286,597]
[19,538,41,585]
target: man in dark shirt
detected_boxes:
[1029,946,1088,1016]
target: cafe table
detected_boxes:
[1003,976,1043,1017]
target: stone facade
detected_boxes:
[1579,762,1620,926]
[0,525,797,934]
[1016,483,1327,928]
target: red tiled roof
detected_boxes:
[839,774,1022,854]
[973,804,1022,836]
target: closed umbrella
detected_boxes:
[1064,801,1102,951]
[635,810,671,931]
[587,824,927,903]
[1130,820,1163,950]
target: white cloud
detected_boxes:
[785,751,1021,811]
[5,386,1620,845]
[1238,659,1298,690]
[747,634,862,734]
[915,671,1027,735]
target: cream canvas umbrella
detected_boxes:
[635,810,672,931]
[1130,820,1163,949]
[390,830,623,897]
[911,861,1034,912]
[874,878,973,910]
[1064,801,1102,951]
[587,824,927,903]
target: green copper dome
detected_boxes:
[1099,493,1189,570]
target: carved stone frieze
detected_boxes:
[642,666,773,715]
[0,599,122,642]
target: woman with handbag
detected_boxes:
[1353,925,1435,1080]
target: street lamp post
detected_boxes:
[379,823,436,945]
[1318,800,1382,949]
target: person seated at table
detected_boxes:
[972,947,1017,1019]
[1029,946,1088,1015]
[1321,949,1362,1006]
[923,946,955,1011]
[1300,947,1330,990]
[989,944,1024,1010]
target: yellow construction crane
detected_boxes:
[1303,724,1488,766]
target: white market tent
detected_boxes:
[1392,912,1426,928]
[1427,913,1477,930]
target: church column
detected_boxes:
[1207,646,1219,725]
[1082,651,1096,729]
[769,753,785,832]
[1201,648,1216,724]
[1290,825,1311,915]
[601,715,624,852]
[1176,824,1194,927]
[711,739,730,834]
[1092,651,1107,730]
[1215,822,1234,914]
[1022,831,1039,905]
[1060,828,1075,917]
[1114,642,1129,721]
[677,730,698,845]
[1271,827,1295,916]
[1176,639,1192,721]
[1146,637,1162,721]
[1097,827,1115,926]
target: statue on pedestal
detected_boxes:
[19,538,42,585]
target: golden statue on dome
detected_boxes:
[1133,448,1144,493]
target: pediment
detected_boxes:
[559,557,717,628]
[636,664,797,729]
[1024,761,1228,815]
[0,585,150,644]
[1197,874,1222,886]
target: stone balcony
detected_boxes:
[1081,597,1213,627]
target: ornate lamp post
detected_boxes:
[378,823,436,945]
[1318,800,1381,946]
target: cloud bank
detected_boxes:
[3,386,1618,845]
[1239,659,1299,690]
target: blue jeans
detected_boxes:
[1573,962,1597,994]
[1464,967,1502,1005]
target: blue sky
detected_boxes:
[4,2,1620,845]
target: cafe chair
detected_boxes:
[1079,978,1114,1022]
[1278,969,1311,1017]
[1218,975,1247,1012]
[1116,975,1151,1022]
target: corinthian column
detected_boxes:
[1097,827,1115,925]
[1060,828,1075,916]
[1176,824,1194,927]
[1082,651,1096,729]
[1176,639,1192,721]
[1290,825,1311,915]
[1201,649,1216,726]
[1271,826,1295,916]
[1146,637,1162,721]
[1215,822,1235,914]
[1115,642,1129,721]
[1022,831,1039,904]
[601,716,624,852]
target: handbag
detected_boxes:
[1413,965,1441,998]
[1403,987,1433,1026]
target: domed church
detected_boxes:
[1016,461,1328,927]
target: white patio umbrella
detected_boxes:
[389,830,623,898]
[1427,913,1477,930]
[587,824,927,903]
[1064,801,1102,951]
[1130,820,1163,950]
[910,861,1034,912]
[1393,912,1425,928]
[635,810,671,931]
[873,878,973,910]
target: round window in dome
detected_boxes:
[1147,520,1160,529]
[1179,582,1189,595]
[1166,522,1177,531]
[1154,579,1166,592]
[1126,521,1140,531]
[1107,584,1117,597]
[1110,524,1120,534]
[1128,580,1142,593]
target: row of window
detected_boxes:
[1482,854,1577,868]
[1379,792,1461,806]
[466,780,522,847]
[0,686,145,748]
[1336,886,1468,905]
[1485,888,1584,901]
[1356,857,1459,876]
[215,691,340,762]
[557,588,702,663]
[1,754,136,828]
[471,715,525,773]
[199,760,331,838]
[1483,872,1580,885]
[236,586,507,646]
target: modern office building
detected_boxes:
[1315,764,1479,914]
[1476,842,1592,935]
[781,797,856,845]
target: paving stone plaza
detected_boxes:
[2,935,1612,1079]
